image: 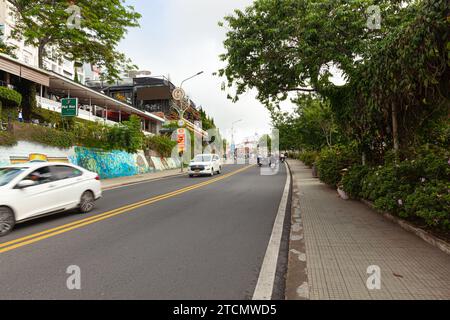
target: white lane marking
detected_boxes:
[253,162,291,300]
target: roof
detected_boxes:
[0,53,165,123]
[48,72,166,123]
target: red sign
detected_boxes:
[177,128,186,153]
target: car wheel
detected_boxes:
[189,174,194,178]
[210,168,214,176]
[0,206,15,237]
[217,166,221,174]
[79,191,95,213]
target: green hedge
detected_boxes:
[13,123,75,149]
[0,131,17,147]
[0,87,22,107]
[341,164,369,199]
[145,135,177,157]
[316,146,359,187]
[298,150,318,167]
[359,150,450,231]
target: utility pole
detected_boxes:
[172,71,204,172]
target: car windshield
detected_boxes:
[0,168,27,186]
[193,155,212,162]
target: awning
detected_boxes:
[0,53,49,86]
[47,72,165,123]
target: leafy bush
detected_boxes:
[360,150,450,230]
[72,121,109,149]
[145,135,177,157]
[0,87,22,107]
[106,116,144,153]
[341,165,369,199]
[316,146,359,187]
[0,131,17,147]
[13,123,75,149]
[72,115,144,153]
[405,180,450,231]
[298,150,318,167]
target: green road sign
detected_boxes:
[61,98,78,117]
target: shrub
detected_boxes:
[0,87,22,107]
[316,146,359,187]
[298,150,318,167]
[73,121,109,149]
[341,165,369,199]
[360,150,450,230]
[13,123,75,149]
[145,135,177,157]
[0,131,17,147]
[405,180,450,231]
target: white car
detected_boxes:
[0,162,102,236]
[188,154,222,177]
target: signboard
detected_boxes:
[28,153,48,162]
[61,98,78,117]
[172,87,185,101]
[177,128,186,153]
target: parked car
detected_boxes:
[0,162,102,236]
[188,154,222,177]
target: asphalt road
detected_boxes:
[0,164,287,299]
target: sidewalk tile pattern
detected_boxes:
[290,160,450,300]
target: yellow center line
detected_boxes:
[0,165,253,254]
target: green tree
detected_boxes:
[220,0,448,161]
[9,0,141,81]
[218,0,413,104]
[0,28,17,58]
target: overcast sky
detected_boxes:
[118,0,284,143]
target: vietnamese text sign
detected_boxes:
[61,98,78,117]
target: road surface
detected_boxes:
[0,164,287,299]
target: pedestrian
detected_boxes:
[18,108,23,122]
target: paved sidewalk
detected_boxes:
[101,168,183,190]
[286,160,450,300]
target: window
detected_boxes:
[51,166,82,181]
[23,167,53,185]
[0,168,28,187]
[194,155,212,162]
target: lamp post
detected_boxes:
[175,71,204,172]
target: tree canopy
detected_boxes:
[220,0,449,159]
[8,0,141,81]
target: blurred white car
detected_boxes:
[0,162,102,236]
[188,154,222,177]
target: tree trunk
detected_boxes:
[38,43,45,69]
[391,103,399,160]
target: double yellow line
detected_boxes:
[0,165,253,254]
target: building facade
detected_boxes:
[0,0,86,83]
[86,76,202,123]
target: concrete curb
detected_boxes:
[252,162,291,300]
[102,172,185,190]
[360,199,450,256]
[284,161,309,300]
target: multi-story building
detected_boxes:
[85,76,202,123]
[0,0,85,83]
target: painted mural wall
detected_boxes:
[0,141,180,179]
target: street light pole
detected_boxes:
[176,71,204,173]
